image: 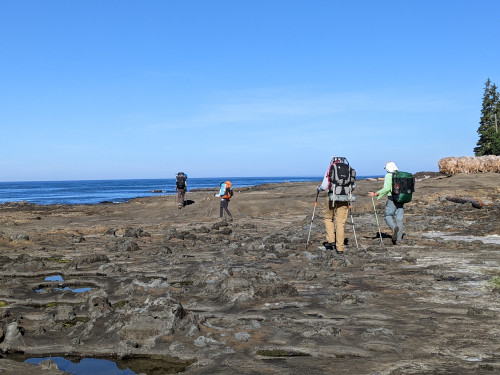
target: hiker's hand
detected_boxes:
[368,192,377,197]
[317,186,322,192]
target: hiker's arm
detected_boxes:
[317,170,329,191]
[214,183,225,197]
[375,173,392,200]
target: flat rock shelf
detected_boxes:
[0,173,499,374]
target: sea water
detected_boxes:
[0,176,379,205]
[0,177,320,205]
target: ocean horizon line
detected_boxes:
[0,176,321,184]
[0,176,384,206]
[0,175,386,184]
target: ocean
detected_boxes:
[0,177,321,205]
[0,176,381,205]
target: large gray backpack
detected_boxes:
[328,157,356,202]
[176,172,187,189]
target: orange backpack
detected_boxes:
[221,181,233,199]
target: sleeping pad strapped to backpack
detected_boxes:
[328,157,356,202]
[392,171,415,203]
[220,181,233,199]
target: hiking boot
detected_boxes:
[392,226,399,245]
[323,242,334,251]
[336,249,344,255]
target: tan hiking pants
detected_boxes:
[323,197,349,251]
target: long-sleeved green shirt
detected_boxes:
[376,173,393,200]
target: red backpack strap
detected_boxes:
[328,160,341,190]
[327,163,333,191]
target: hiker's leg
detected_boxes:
[394,203,405,240]
[177,190,183,206]
[323,196,335,244]
[224,201,232,218]
[384,199,396,230]
[220,200,231,217]
[181,189,186,205]
[334,202,349,251]
[180,189,186,206]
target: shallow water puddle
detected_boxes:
[36,275,92,293]
[56,286,92,293]
[24,355,192,374]
[422,232,500,245]
[26,357,134,374]
[35,286,93,293]
[45,275,64,282]
[465,357,483,362]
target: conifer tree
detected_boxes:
[474,78,500,156]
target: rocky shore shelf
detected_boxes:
[0,173,499,374]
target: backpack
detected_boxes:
[328,157,356,201]
[392,171,415,203]
[221,181,233,199]
[176,172,186,189]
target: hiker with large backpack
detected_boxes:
[175,172,188,209]
[214,180,233,220]
[317,156,356,254]
[368,161,415,245]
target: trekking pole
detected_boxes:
[371,196,385,247]
[331,186,336,234]
[306,190,320,249]
[349,195,359,249]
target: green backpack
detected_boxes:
[392,171,415,203]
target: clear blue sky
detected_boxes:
[1,1,498,181]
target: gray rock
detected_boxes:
[125,227,151,238]
[234,332,251,342]
[72,236,85,243]
[194,335,220,348]
[9,234,30,242]
[38,359,60,370]
[112,239,140,252]
[1,322,24,350]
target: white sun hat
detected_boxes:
[384,161,398,173]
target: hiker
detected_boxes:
[215,181,233,220]
[368,161,405,244]
[317,157,356,254]
[175,172,187,209]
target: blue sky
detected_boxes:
[1,1,498,181]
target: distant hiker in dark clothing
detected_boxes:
[175,172,187,209]
[215,181,233,220]
[317,157,356,254]
[369,161,404,244]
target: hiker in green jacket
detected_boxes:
[368,161,404,244]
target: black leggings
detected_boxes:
[220,199,232,217]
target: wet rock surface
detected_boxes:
[0,173,499,374]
